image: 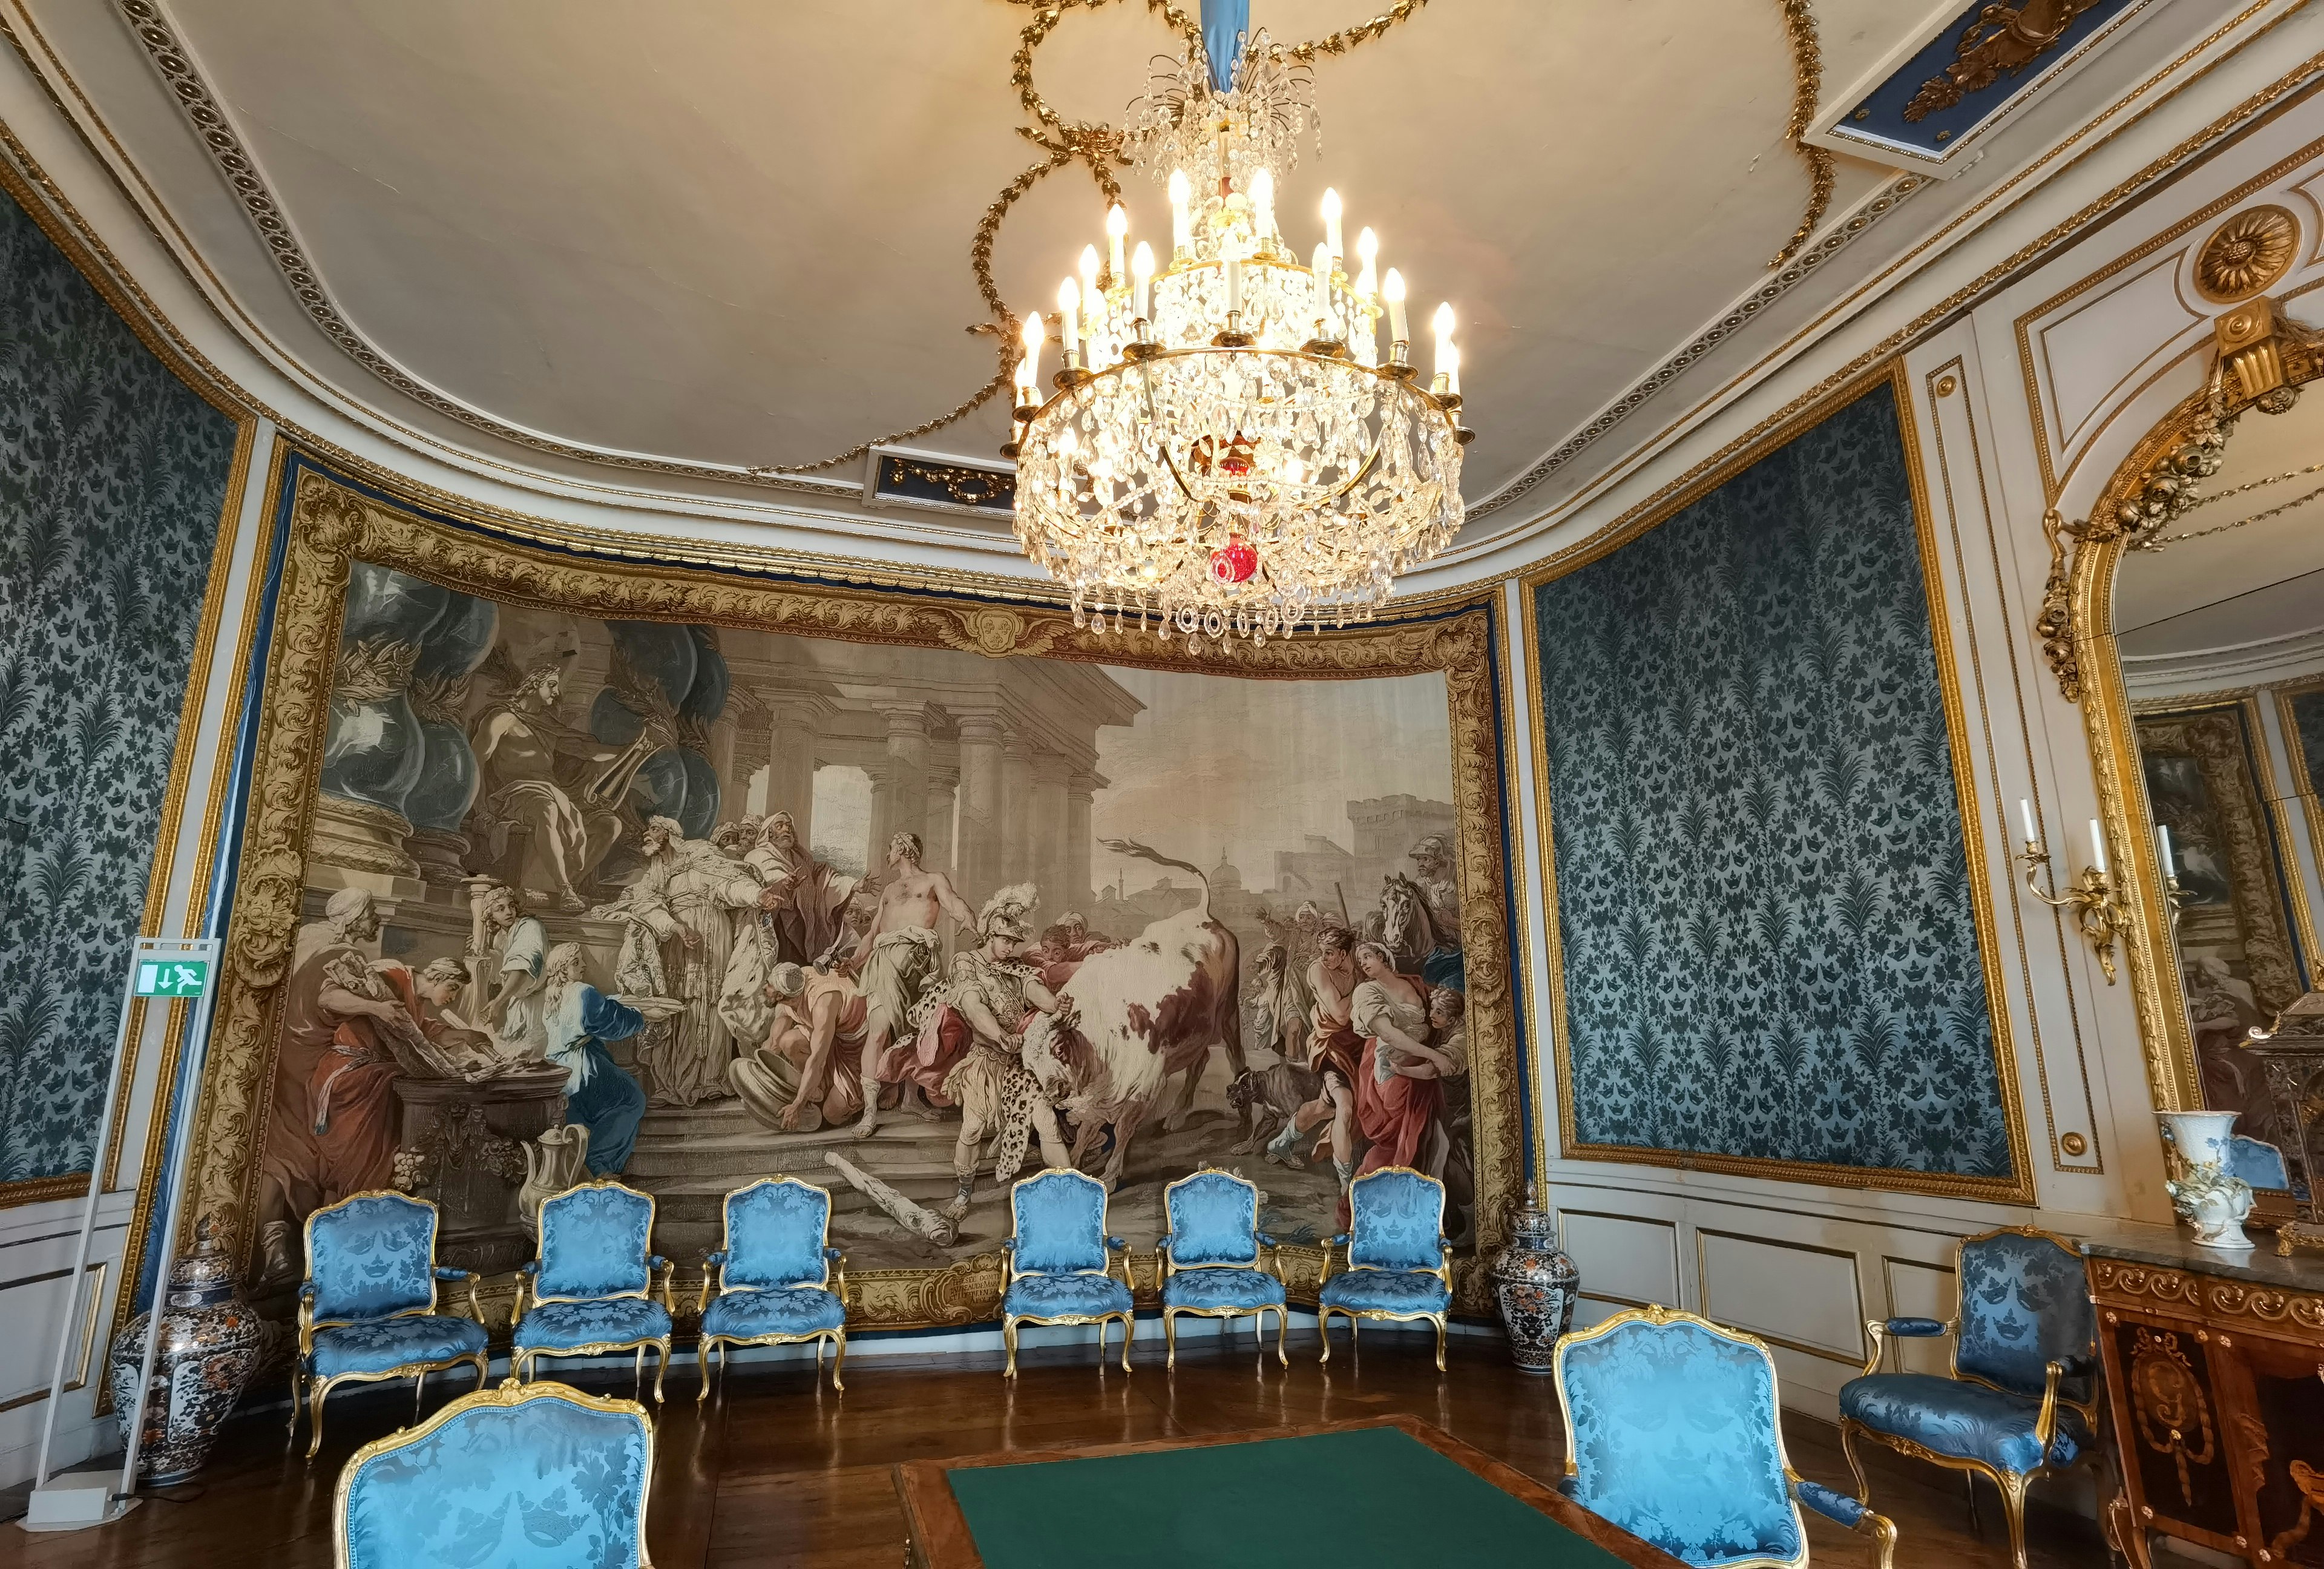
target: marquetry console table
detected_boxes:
[2087,1239,2324,1566]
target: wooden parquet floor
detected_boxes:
[8,1331,2126,1568]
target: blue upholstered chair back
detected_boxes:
[1011,1169,1109,1274]
[1164,1170,1261,1266]
[1347,1166,1445,1272]
[723,1178,831,1290]
[1555,1311,1802,1567]
[2231,1134,2291,1191]
[536,1182,655,1301]
[337,1381,650,1569]
[307,1191,440,1324]
[1955,1229,2096,1404]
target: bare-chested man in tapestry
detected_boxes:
[784,830,980,1137]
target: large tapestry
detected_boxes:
[2135,700,2308,1150]
[0,186,238,1189]
[188,462,1520,1327]
[1530,380,2017,1188]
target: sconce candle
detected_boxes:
[2158,824,2176,878]
[2019,798,2037,844]
[2089,819,2108,877]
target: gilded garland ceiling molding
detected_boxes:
[1431,0,2314,574]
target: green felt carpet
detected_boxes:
[944,1426,1634,1568]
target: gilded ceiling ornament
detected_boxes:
[1904,0,2104,124]
[2196,205,2300,302]
[1769,0,1835,269]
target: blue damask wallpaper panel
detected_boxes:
[1534,383,2010,1180]
[0,186,238,1185]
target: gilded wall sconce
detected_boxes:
[2017,801,2135,984]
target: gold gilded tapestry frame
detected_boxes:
[1518,363,2035,1203]
[173,463,1524,1331]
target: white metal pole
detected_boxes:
[27,945,151,1491]
[116,951,224,1497]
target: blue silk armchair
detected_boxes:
[291,1189,488,1461]
[1837,1224,2099,1569]
[513,1179,675,1400]
[1158,1168,1287,1367]
[1317,1165,1452,1370]
[1555,1306,1896,1568]
[697,1176,848,1399]
[1001,1167,1136,1377]
[335,1378,652,1569]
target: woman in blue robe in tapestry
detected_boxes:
[542,942,648,1174]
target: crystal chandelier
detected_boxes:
[1004,8,1471,646]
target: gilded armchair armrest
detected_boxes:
[829,1249,849,1313]
[1790,1477,1896,1569]
[649,1254,675,1313]
[1321,1233,1350,1287]
[1105,1235,1134,1292]
[435,1266,481,1324]
[514,1261,538,1321]
[1859,1315,1953,1377]
[1255,1232,1280,1282]
[2035,1358,2071,1456]
[698,1250,728,1317]
[296,1283,317,1358]
[1000,1238,1017,1288]
[1155,1233,1175,1284]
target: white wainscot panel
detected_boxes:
[1695,1231,1865,1367]
[2037,248,2201,455]
[1880,1257,1960,1378]
[1557,1210,1679,1316]
[0,1258,108,1413]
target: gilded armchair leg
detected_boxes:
[1120,1311,1134,1373]
[469,1352,489,1394]
[830,1329,846,1392]
[633,1348,645,1400]
[1165,1310,1178,1370]
[1433,1316,1446,1373]
[1999,1472,2030,1569]
[305,1378,330,1461]
[652,1343,667,1403]
[1838,1417,1873,1508]
[698,1337,717,1402]
[1274,1306,1288,1369]
[1319,1308,1333,1366]
[284,1369,304,1451]
[1003,1318,1019,1379]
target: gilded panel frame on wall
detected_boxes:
[2275,677,2324,913]
[167,461,1527,1330]
[1518,361,2035,1203]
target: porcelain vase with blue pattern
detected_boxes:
[2159,1110,2255,1251]
[107,1222,266,1485]
[1488,1198,1577,1372]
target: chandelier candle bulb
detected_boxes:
[1252,168,1276,245]
[1106,205,1128,288]
[1226,255,1244,318]
[1322,187,1344,266]
[1016,311,1043,404]
[1443,343,1461,400]
[1384,268,1409,354]
[1056,277,1080,370]
[1354,227,1378,295]
[1433,302,1456,381]
[1131,242,1155,329]
[1311,242,1338,336]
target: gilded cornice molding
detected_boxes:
[178,466,1523,1326]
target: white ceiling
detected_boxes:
[64,2,1919,481]
[8,0,2212,559]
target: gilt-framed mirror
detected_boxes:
[2065,267,2324,1212]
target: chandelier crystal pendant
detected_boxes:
[1005,3,1472,646]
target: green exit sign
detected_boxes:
[134,959,209,998]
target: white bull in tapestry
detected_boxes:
[1023,840,1244,1191]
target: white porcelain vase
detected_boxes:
[2158,1110,2256,1251]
